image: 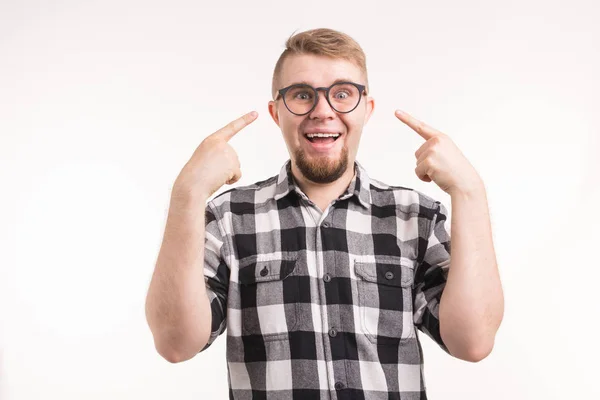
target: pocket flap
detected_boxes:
[355,261,414,287]
[238,258,297,285]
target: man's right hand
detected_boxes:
[174,111,258,199]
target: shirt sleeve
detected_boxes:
[198,202,230,353]
[413,200,452,355]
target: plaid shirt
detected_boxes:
[200,159,452,399]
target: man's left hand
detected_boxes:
[395,109,483,196]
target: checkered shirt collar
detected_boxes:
[273,159,371,209]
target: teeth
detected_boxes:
[306,132,341,138]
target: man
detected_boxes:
[145,28,504,399]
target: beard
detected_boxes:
[294,144,349,184]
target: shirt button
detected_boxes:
[329,327,337,337]
[260,266,269,276]
[322,222,330,228]
[334,382,344,390]
[323,273,331,282]
[385,271,394,280]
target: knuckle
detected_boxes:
[231,118,244,131]
[203,135,219,148]
[217,141,230,153]
[415,121,424,134]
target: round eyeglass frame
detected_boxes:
[275,81,367,116]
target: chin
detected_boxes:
[294,147,349,184]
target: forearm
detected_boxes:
[439,183,504,361]
[145,186,212,362]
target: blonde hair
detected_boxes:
[271,28,369,99]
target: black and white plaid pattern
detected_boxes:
[201,159,451,399]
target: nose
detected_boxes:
[308,90,336,120]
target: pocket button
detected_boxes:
[260,266,269,276]
[385,271,394,280]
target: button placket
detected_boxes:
[315,208,347,393]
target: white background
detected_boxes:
[1,0,599,398]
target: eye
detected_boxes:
[295,91,312,100]
[287,87,314,102]
[333,91,350,100]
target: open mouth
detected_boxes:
[304,132,342,144]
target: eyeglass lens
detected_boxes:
[283,83,361,114]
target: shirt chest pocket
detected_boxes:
[354,260,415,344]
[237,258,299,340]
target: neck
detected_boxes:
[291,161,356,212]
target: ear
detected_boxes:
[363,96,375,125]
[268,100,280,127]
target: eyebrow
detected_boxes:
[287,78,357,87]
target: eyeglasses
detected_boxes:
[275,81,366,116]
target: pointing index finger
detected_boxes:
[215,111,258,141]
[395,109,440,140]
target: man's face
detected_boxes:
[268,54,375,184]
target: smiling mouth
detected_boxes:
[304,132,342,144]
